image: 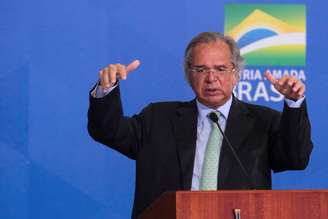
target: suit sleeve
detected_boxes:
[270,99,313,172]
[87,84,152,160]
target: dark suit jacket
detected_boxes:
[88,85,313,219]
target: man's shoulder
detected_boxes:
[148,99,196,112]
[136,99,196,123]
[234,98,281,116]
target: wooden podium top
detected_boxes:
[138,190,328,219]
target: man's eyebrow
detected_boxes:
[213,64,229,70]
[213,64,229,69]
[192,64,230,69]
[192,65,207,68]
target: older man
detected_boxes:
[88,32,313,218]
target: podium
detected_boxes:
[138,190,328,219]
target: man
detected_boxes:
[88,32,313,218]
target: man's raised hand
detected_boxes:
[264,71,305,101]
[99,59,140,89]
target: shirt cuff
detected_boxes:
[91,82,117,98]
[284,96,305,108]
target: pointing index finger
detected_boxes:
[126,59,141,73]
[264,71,278,85]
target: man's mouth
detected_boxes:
[204,88,223,96]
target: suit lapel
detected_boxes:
[224,97,253,151]
[218,97,254,187]
[172,100,198,190]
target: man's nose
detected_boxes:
[205,71,217,82]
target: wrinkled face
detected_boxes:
[188,41,239,108]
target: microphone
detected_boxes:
[208,112,254,189]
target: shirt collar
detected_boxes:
[196,95,233,123]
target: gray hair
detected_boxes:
[184,32,244,81]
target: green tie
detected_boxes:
[200,111,223,190]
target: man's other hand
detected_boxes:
[99,59,140,90]
[264,71,305,101]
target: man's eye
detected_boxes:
[215,67,226,72]
[196,68,206,73]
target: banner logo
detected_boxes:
[225,4,306,66]
[224,4,307,104]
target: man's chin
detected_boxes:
[198,97,227,108]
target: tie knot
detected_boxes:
[213,111,220,117]
[208,111,221,124]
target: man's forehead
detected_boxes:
[194,40,229,50]
[191,41,232,62]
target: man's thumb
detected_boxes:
[126,59,141,73]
